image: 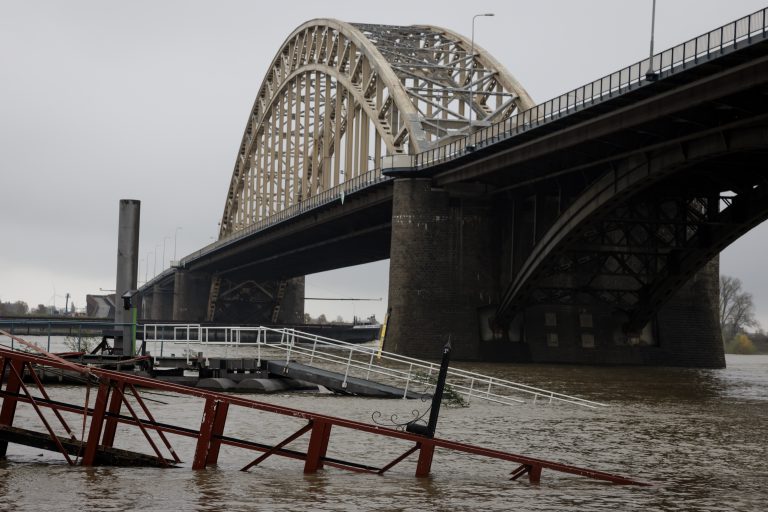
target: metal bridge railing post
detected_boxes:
[402,363,413,398]
[341,349,354,390]
[309,339,317,365]
[286,335,293,363]
[366,349,375,380]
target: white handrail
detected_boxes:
[142,323,608,408]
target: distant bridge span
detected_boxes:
[141,9,768,367]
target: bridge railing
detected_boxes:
[413,7,768,169]
[143,323,608,409]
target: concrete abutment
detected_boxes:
[385,178,497,360]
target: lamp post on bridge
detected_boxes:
[154,244,159,278]
[145,251,152,284]
[645,0,659,81]
[173,226,182,263]
[469,13,494,127]
[467,13,494,150]
[162,236,171,272]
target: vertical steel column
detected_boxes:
[193,398,227,470]
[415,441,435,477]
[0,358,24,457]
[101,380,126,449]
[82,377,111,466]
[205,401,230,466]
[114,199,140,355]
[529,465,542,484]
[304,420,332,473]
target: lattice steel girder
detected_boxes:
[626,178,768,331]
[517,191,723,315]
[219,19,533,237]
[497,123,768,329]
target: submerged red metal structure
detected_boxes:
[0,333,647,485]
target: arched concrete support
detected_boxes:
[385,178,498,360]
[654,259,724,368]
[173,270,211,322]
[149,284,173,321]
[140,292,153,322]
[276,276,306,324]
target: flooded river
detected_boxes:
[0,350,765,511]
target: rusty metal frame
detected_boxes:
[241,422,312,472]
[0,341,647,486]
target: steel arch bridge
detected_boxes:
[219,19,534,237]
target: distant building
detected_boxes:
[86,294,115,318]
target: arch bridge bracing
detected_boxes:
[219,19,534,237]
[496,124,768,334]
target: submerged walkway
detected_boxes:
[266,360,423,398]
[0,338,646,485]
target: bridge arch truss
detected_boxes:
[220,19,534,237]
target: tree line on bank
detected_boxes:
[719,275,765,354]
[0,300,76,317]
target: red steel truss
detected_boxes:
[0,335,647,486]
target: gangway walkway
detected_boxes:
[266,360,423,398]
[143,324,608,409]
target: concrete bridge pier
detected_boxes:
[385,178,497,360]
[149,284,173,321]
[172,270,211,322]
[654,260,725,367]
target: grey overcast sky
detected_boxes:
[1,0,767,325]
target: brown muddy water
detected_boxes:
[0,351,765,511]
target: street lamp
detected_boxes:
[645,0,658,81]
[173,227,182,262]
[154,244,160,277]
[145,252,152,283]
[469,13,494,129]
[162,236,171,271]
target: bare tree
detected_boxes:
[720,275,759,341]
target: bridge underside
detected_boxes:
[141,182,393,324]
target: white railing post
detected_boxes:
[366,349,375,380]
[341,349,354,389]
[402,363,413,398]
[285,335,292,362]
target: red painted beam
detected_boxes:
[82,378,111,466]
[0,345,649,485]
